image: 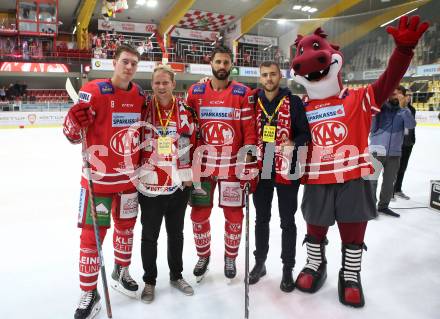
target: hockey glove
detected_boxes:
[239,162,259,194]
[63,103,95,143]
[386,15,429,50]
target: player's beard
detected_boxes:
[212,68,231,80]
[263,81,279,92]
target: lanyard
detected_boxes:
[155,96,175,136]
[258,96,285,124]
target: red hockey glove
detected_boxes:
[239,162,259,194]
[67,103,95,128]
[63,103,95,143]
[386,15,429,49]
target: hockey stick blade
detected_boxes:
[65,78,79,103]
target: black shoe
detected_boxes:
[74,289,101,319]
[249,262,266,285]
[378,207,400,217]
[280,267,295,292]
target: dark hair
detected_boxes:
[114,44,140,60]
[210,45,233,61]
[396,85,407,96]
[259,61,281,73]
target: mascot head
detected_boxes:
[291,28,343,100]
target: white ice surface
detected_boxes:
[0,126,439,319]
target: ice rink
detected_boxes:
[1,126,439,319]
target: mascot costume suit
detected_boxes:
[291,16,428,307]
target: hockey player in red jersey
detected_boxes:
[138,65,196,303]
[186,45,257,281]
[63,45,146,319]
[290,16,428,307]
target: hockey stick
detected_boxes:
[244,183,250,319]
[65,78,113,318]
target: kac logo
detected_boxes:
[110,128,140,156]
[311,121,348,147]
[200,121,234,146]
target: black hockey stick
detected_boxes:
[66,78,112,318]
[244,183,250,319]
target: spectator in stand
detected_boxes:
[393,87,416,200]
[0,86,6,101]
[369,86,416,217]
[244,51,251,66]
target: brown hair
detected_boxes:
[259,61,281,73]
[152,64,175,82]
[210,45,233,61]
[396,85,407,96]
[114,44,141,60]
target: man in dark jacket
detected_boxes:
[393,86,416,199]
[369,86,416,217]
[249,61,311,291]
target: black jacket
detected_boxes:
[256,87,311,178]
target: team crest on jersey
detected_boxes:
[112,113,141,127]
[306,104,345,124]
[192,84,206,94]
[248,95,255,104]
[311,120,348,147]
[110,128,140,156]
[78,91,92,102]
[232,85,246,97]
[97,82,114,95]
[200,121,235,146]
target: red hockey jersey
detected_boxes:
[302,86,380,184]
[186,80,257,177]
[139,96,195,195]
[65,79,146,193]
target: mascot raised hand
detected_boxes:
[290,16,428,307]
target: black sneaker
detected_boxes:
[111,264,139,298]
[249,262,266,285]
[378,207,400,217]
[74,289,101,319]
[280,267,295,292]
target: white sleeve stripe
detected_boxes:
[241,116,253,120]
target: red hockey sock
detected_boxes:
[79,227,106,291]
[191,207,212,257]
[113,226,134,267]
[224,207,243,259]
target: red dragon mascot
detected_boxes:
[291,16,428,307]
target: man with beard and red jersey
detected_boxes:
[186,45,257,282]
[63,44,146,319]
